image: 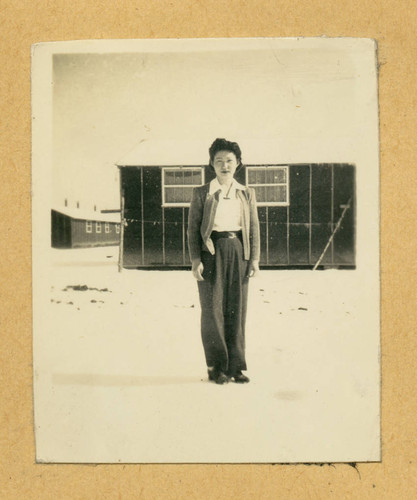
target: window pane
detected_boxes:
[183,186,194,202]
[265,169,274,184]
[254,185,266,202]
[165,187,176,203]
[262,168,285,184]
[192,169,202,185]
[256,169,266,184]
[165,170,176,185]
[247,167,288,203]
[275,168,286,183]
[264,168,285,184]
[183,170,194,185]
[248,169,257,184]
[165,186,194,203]
[278,185,287,202]
[175,187,183,202]
[266,185,276,202]
[175,170,184,185]
[165,168,202,187]
[265,185,286,202]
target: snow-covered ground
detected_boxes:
[34,246,380,463]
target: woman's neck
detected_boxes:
[217,177,233,187]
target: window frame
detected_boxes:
[105,222,110,234]
[115,224,120,234]
[161,166,205,207]
[95,221,102,233]
[246,165,290,207]
[86,220,93,233]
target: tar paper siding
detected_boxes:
[51,210,120,248]
[51,210,72,248]
[119,164,355,269]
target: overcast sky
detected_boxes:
[52,44,360,211]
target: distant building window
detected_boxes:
[246,166,289,206]
[162,167,204,206]
[86,221,92,233]
[96,222,102,233]
[116,224,120,234]
[105,222,110,233]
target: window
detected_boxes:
[162,167,204,206]
[116,224,120,234]
[86,221,92,233]
[246,166,289,206]
[95,222,102,233]
[105,222,110,233]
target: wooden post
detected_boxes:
[118,167,124,273]
[313,197,352,270]
[308,164,312,265]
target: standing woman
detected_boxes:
[187,138,260,384]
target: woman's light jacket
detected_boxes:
[187,182,261,262]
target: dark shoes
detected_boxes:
[230,371,250,383]
[208,369,250,384]
[208,369,229,385]
[215,372,229,385]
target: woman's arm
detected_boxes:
[187,187,205,280]
[248,188,260,277]
[191,259,205,281]
[249,188,260,260]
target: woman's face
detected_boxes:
[212,150,239,184]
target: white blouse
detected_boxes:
[209,178,244,232]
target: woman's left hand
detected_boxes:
[247,259,260,278]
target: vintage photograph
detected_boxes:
[32,38,380,463]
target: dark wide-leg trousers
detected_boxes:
[197,237,250,375]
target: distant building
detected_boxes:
[51,207,121,248]
[116,140,355,270]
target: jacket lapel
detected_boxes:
[237,189,249,236]
[200,188,220,244]
[199,184,250,257]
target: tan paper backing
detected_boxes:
[1,1,416,498]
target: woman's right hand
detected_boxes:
[192,259,204,281]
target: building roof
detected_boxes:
[116,133,357,167]
[116,139,292,167]
[116,137,357,167]
[52,207,121,223]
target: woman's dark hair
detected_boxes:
[208,138,242,168]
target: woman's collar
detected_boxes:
[209,178,245,195]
